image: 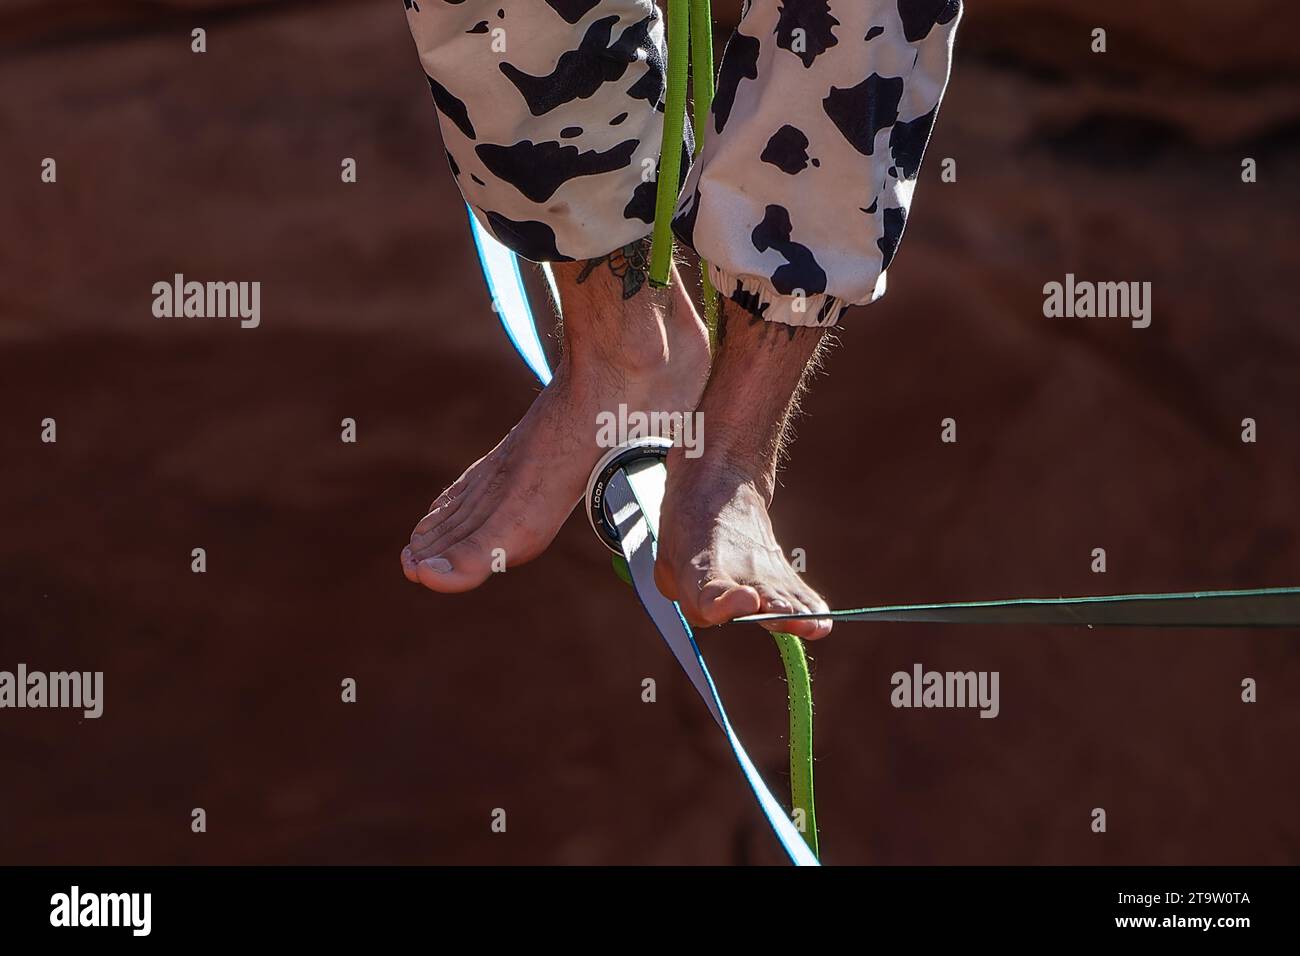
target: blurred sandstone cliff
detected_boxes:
[1,1,1297,865]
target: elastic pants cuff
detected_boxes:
[709,265,887,328]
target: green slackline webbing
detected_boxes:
[649,0,721,340]
[648,0,690,288]
[688,0,720,340]
[737,586,1300,628]
[688,0,714,155]
[771,629,819,857]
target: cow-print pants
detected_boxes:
[404,1,961,328]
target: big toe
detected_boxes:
[414,542,493,594]
[401,546,420,584]
[686,578,762,628]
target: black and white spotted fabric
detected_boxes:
[404,0,961,327]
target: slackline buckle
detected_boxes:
[584,437,673,554]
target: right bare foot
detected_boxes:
[653,298,834,640]
[401,241,709,593]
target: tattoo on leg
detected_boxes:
[575,238,650,300]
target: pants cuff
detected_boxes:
[709,265,884,328]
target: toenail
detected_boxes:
[421,557,452,573]
[768,598,793,613]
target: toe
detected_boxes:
[801,589,833,640]
[754,586,796,617]
[769,595,833,639]
[778,589,833,640]
[805,617,834,640]
[409,496,491,564]
[415,485,468,536]
[691,579,762,627]
[414,542,491,594]
[412,475,484,546]
[778,615,832,640]
[755,589,806,635]
[411,498,467,550]
[400,546,420,583]
[755,590,827,640]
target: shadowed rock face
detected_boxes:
[1,0,1298,867]
[5,0,1299,80]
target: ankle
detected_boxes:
[669,438,777,504]
[565,317,671,378]
[551,260,681,377]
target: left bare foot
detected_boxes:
[401,246,709,592]
[653,298,833,640]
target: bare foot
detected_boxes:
[654,299,833,640]
[402,241,709,592]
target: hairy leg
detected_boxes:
[653,297,833,639]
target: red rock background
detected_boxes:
[1,1,1297,864]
